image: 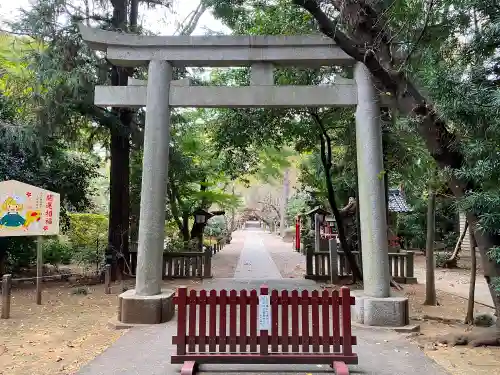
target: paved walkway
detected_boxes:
[233,229,282,279]
[77,229,450,375]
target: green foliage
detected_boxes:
[1,237,36,273]
[42,237,73,267]
[65,213,108,269]
[285,192,309,225]
[205,216,227,238]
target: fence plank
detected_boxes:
[219,290,228,352]
[259,285,269,356]
[239,290,247,353]
[208,290,217,352]
[188,289,197,352]
[270,290,279,353]
[281,290,289,353]
[311,290,320,352]
[341,287,353,356]
[332,290,340,352]
[249,289,258,352]
[290,290,299,352]
[176,287,188,355]
[301,290,310,353]
[229,290,238,353]
[198,290,207,353]
[321,289,330,353]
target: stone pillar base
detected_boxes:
[353,296,409,327]
[118,289,175,324]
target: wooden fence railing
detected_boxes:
[305,250,416,284]
[127,239,227,279]
[172,285,358,374]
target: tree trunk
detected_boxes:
[446,219,468,264]
[182,214,190,242]
[312,114,363,281]
[465,229,477,324]
[295,0,500,343]
[280,168,290,238]
[424,185,437,305]
[106,0,132,281]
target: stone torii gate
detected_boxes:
[79,25,408,327]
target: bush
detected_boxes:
[64,213,108,270]
[43,237,73,267]
[1,237,36,273]
[435,251,454,268]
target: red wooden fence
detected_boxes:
[172,285,358,374]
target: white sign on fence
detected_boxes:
[0,180,60,237]
[258,295,271,331]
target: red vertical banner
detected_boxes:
[295,216,300,251]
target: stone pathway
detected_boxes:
[233,228,282,279]
[77,228,450,375]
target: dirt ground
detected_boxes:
[404,283,500,375]
[0,237,242,375]
[264,232,500,375]
[1,232,499,375]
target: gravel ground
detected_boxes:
[260,232,306,279]
[210,230,245,278]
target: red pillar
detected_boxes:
[295,216,301,251]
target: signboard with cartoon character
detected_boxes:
[0,180,60,237]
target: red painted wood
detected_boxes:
[172,353,358,365]
[270,289,279,353]
[176,287,188,355]
[198,290,207,353]
[340,287,353,356]
[295,216,300,251]
[321,289,331,353]
[239,289,247,352]
[290,290,299,352]
[174,335,354,346]
[219,290,228,353]
[332,361,350,375]
[172,286,358,368]
[280,290,289,353]
[229,290,238,353]
[332,290,341,352]
[259,285,269,356]
[208,290,217,353]
[180,361,198,375]
[311,290,320,352]
[249,289,258,352]
[301,290,310,353]
[188,289,197,352]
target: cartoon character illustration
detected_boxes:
[0,196,26,227]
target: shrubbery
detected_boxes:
[42,237,72,267]
[64,213,108,271]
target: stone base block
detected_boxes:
[118,289,175,324]
[353,296,409,327]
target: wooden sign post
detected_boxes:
[0,180,60,305]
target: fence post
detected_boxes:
[405,251,414,278]
[306,244,313,277]
[1,274,12,319]
[329,239,339,284]
[204,246,212,278]
[104,264,111,294]
[36,236,43,305]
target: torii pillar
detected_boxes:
[117,61,176,325]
